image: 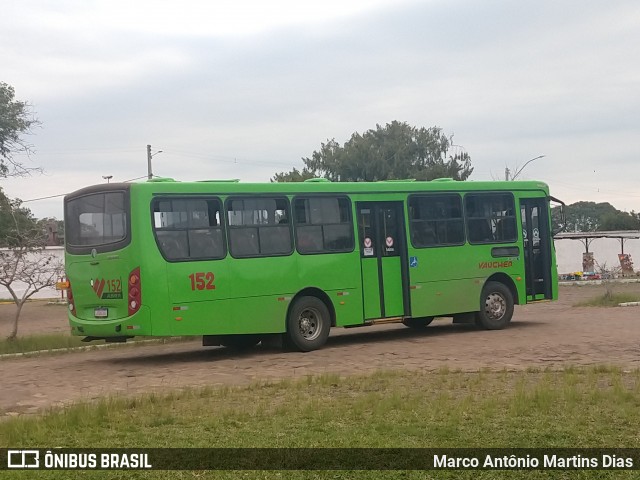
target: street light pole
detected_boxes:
[510,155,545,181]
[102,175,113,183]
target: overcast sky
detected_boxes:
[1,0,639,219]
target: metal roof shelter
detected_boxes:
[554,231,640,254]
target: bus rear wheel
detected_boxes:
[286,296,331,352]
[475,281,514,330]
[402,317,434,329]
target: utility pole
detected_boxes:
[147,144,153,180]
[147,145,163,180]
[504,167,510,181]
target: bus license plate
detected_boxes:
[94,307,108,318]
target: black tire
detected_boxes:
[219,334,261,350]
[475,281,514,330]
[402,316,434,329]
[286,296,331,352]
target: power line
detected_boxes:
[21,193,66,203]
[166,148,296,168]
[123,175,150,183]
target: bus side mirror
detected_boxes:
[549,196,566,237]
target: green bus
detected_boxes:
[63,178,559,352]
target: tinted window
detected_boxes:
[409,195,464,247]
[226,197,292,257]
[66,192,127,247]
[294,197,354,254]
[153,197,225,261]
[465,193,517,244]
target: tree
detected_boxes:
[271,167,315,183]
[272,121,473,182]
[0,189,63,340]
[0,81,42,178]
[552,201,640,232]
[599,212,640,231]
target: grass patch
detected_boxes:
[1,367,639,479]
[574,291,640,307]
[0,333,89,355]
[0,334,189,356]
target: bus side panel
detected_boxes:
[296,251,363,327]
[173,298,267,335]
[411,279,481,316]
[141,255,172,336]
[408,244,525,316]
[156,250,364,335]
[168,256,295,335]
[408,245,480,316]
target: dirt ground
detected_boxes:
[0,283,639,416]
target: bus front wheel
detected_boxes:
[286,296,331,352]
[475,281,514,330]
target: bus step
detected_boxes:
[366,317,405,326]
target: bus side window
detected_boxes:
[153,197,225,261]
[189,229,224,258]
[468,219,493,243]
[260,226,290,254]
[413,222,437,246]
[465,193,516,245]
[296,225,324,252]
[294,196,353,254]
[229,228,260,257]
[495,217,516,242]
[409,194,463,248]
[156,230,189,259]
[226,196,292,257]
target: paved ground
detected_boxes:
[0,283,639,416]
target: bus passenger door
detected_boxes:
[356,202,410,320]
[520,198,553,301]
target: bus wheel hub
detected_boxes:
[299,310,318,339]
[485,293,506,319]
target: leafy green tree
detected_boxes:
[0,81,41,178]
[599,212,640,231]
[271,167,315,182]
[0,190,39,245]
[273,121,473,182]
[552,201,640,232]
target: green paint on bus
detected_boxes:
[63,178,558,351]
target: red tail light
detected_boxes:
[67,281,77,316]
[128,267,141,316]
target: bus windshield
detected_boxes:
[65,190,129,252]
